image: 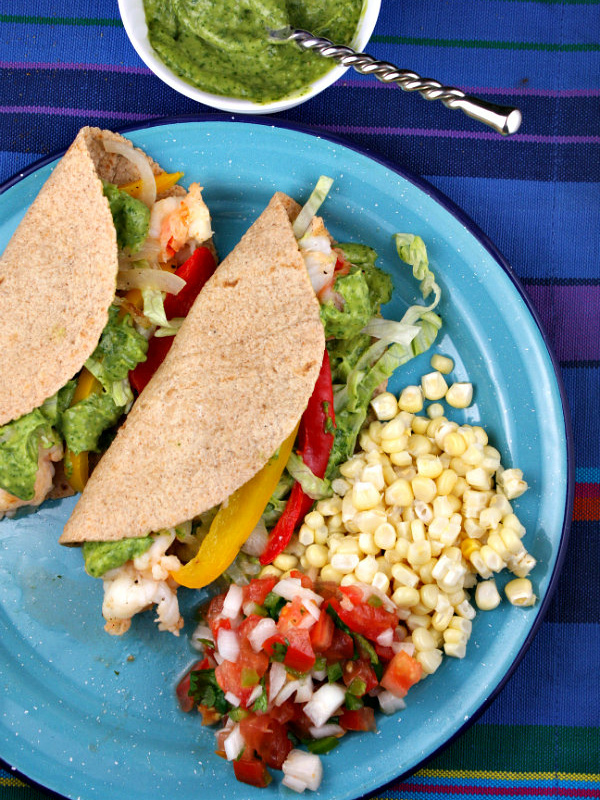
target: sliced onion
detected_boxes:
[275,680,300,706]
[217,629,240,663]
[118,239,162,263]
[268,662,287,703]
[103,137,156,208]
[273,578,323,607]
[246,685,263,706]
[376,628,394,648]
[222,584,244,620]
[224,691,241,708]
[247,617,278,653]
[117,268,185,294]
[223,724,245,761]
[308,724,344,739]
[294,675,314,704]
[302,598,321,622]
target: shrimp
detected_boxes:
[147,182,212,263]
[101,530,184,636]
[297,216,337,296]
[0,443,63,519]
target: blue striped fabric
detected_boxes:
[0,1,598,799]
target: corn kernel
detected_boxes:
[417,647,444,675]
[416,454,443,479]
[420,583,440,610]
[430,354,454,374]
[273,553,298,572]
[339,456,365,480]
[411,626,436,652]
[487,533,511,561]
[355,556,379,584]
[298,524,315,546]
[411,416,430,435]
[411,475,437,503]
[314,525,329,544]
[461,538,481,560]
[444,641,467,659]
[358,432,378,453]
[358,531,379,556]
[372,571,390,593]
[352,481,381,511]
[406,613,431,631]
[331,477,351,496]
[370,391,399,421]
[414,500,433,524]
[509,551,537,578]
[407,539,432,567]
[407,433,433,457]
[489,494,513,517]
[435,468,458,496]
[445,382,473,409]
[462,444,484,467]
[320,565,343,584]
[427,403,445,419]
[326,515,344,534]
[385,478,414,507]
[398,385,424,413]
[475,579,501,611]
[480,544,506,572]
[466,467,492,490]
[305,544,329,569]
[431,606,453,631]
[330,553,360,574]
[455,599,476,620]
[391,562,420,588]
[355,509,387,534]
[304,510,325,530]
[375,556,392,578]
[336,537,361,556]
[505,578,536,606]
[259,565,282,579]
[497,468,529,500]
[479,506,503,530]
[502,513,526,537]
[389,450,413,467]
[374,522,396,550]
[443,627,467,645]
[418,558,438,584]
[443,432,467,457]
[449,616,472,636]
[316,496,342,517]
[421,371,449,400]
[392,586,420,607]
[361,463,385,491]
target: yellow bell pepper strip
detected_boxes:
[64,367,103,493]
[171,423,300,589]
[118,171,184,199]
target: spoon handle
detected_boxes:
[273,28,521,136]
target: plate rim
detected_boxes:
[0,113,574,799]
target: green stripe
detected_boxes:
[0,14,121,26]
[427,724,600,773]
[371,34,600,52]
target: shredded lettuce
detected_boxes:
[286,452,332,500]
[292,176,333,239]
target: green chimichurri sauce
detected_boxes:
[143,0,364,103]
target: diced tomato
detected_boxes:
[240,714,293,769]
[242,577,277,607]
[343,658,379,694]
[175,659,210,712]
[277,597,315,634]
[310,608,334,653]
[232,754,272,788]
[375,643,396,663]
[339,707,377,732]
[339,585,364,604]
[323,627,355,663]
[335,598,399,641]
[283,628,316,673]
[262,632,287,659]
[215,644,269,706]
[237,614,265,641]
[268,699,296,726]
[381,650,423,698]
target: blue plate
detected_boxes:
[0,117,572,800]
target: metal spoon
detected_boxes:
[269,27,521,136]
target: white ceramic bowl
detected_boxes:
[118,0,381,114]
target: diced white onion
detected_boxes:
[303,683,346,728]
[103,137,157,208]
[268,662,287,703]
[282,749,323,792]
[217,629,240,663]
[275,680,300,706]
[302,598,321,622]
[246,685,263,706]
[294,675,314,704]
[224,691,241,708]
[222,584,244,619]
[281,774,308,793]
[391,641,415,656]
[273,578,323,607]
[116,268,185,294]
[190,624,213,651]
[308,724,343,739]
[376,627,394,648]
[312,669,327,682]
[378,690,407,715]
[247,617,278,652]
[223,724,245,761]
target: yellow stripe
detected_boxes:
[417,768,600,782]
[0,776,27,786]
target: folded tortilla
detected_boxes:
[0,126,172,427]
[60,192,325,544]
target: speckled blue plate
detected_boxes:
[0,117,572,800]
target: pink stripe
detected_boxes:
[525,284,600,362]
[339,78,600,98]
[318,124,600,144]
[0,105,160,121]
[0,60,151,74]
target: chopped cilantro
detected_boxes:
[188,668,230,715]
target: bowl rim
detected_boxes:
[117,0,381,114]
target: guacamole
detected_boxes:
[143,0,364,103]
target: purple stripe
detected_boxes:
[525,285,600,361]
[0,60,151,74]
[318,124,600,144]
[0,105,161,121]
[339,78,600,97]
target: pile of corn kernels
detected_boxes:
[259,354,537,678]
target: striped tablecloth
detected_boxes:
[1,1,598,798]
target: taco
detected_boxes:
[0,126,214,518]
[58,181,421,637]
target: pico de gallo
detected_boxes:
[177,572,422,792]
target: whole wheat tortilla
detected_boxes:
[60,192,325,543]
[0,126,172,427]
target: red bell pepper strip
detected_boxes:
[129,246,217,394]
[259,349,335,565]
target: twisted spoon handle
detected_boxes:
[272,28,521,136]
